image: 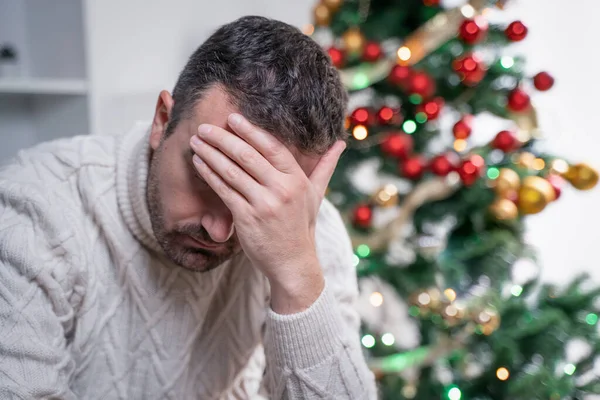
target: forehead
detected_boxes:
[181,86,320,176]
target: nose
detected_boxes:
[202,210,235,243]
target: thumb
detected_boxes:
[309,140,346,198]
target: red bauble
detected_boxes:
[362,41,383,62]
[453,53,487,86]
[350,107,374,126]
[547,174,564,200]
[453,115,473,139]
[458,155,484,186]
[400,156,427,180]
[507,88,531,112]
[377,106,403,125]
[505,21,528,42]
[417,97,444,120]
[353,204,373,228]
[492,130,519,152]
[430,154,457,177]
[408,71,436,99]
[388,65,412,88]
[533,71,554,91]
[327,47,345,69]
[381,132,413,159]
[458,17,488,45]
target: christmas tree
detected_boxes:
[309,0,600,398]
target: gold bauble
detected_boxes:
[489,198,519,220]
[493,168,521,197]
[517,176,555,215]
[323,0,343,12]
[342,28,366,56]
[313,4,332,26]
[564,163,599,191]
[372,184,399,207]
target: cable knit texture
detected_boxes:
[0,123,376,399]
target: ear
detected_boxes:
[150,90,174,150]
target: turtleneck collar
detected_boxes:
[116,121,164,255]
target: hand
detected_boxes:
[190,113,346,313]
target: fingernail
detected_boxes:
[228,113,242,126]
[190,135,202,147]
[193,154,203,164]
[198,124,211,135]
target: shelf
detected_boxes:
[0,78,88,95]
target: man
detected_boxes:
[0,16,376,399]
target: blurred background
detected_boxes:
[1,0,599,398]
[0,0,597,287]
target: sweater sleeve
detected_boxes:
[0,186,79,399]
[262,201,377,399]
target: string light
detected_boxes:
[564,364,576,375]
[353,72,370,90]
[487,167,500,180]
[302,24,315,36]
[403,120,417,134]
[533,158,545,171]
[357,244,371,258]
[415,112,427,123]
[511,285,523,296]
[353,125,368,140]
[445,385,462,400]
[500,56,514,69]
[409,94,422,105]
[381,333,395,346]
[370,292,384,307]
[454,139,468,152]
[460,4,475,18]
[586,313,598,325]
[496,367,510,381]
[361,334,375,348]
[550,159,569,175]
[352,254,360,267]
[417,292,431,306]
[397,46,412,62]
[444,288,457,302]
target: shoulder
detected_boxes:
[0,135,114,279]
[1,134,117,187]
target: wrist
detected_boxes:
[268,256,324,315]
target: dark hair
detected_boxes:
[167,16,348,154]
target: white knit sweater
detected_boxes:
[0,123,376,399]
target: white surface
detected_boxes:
[0,78,88,95]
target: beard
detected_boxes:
[146,145,239,272]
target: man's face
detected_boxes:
[147,86,320,272]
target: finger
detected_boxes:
[196,124,278,186]
[308,140,346,198]
[227,113,300,174]
[191,136,265,205]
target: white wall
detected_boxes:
[84,0,315,137]
[492,0,600,284]
[84,0,599,282]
